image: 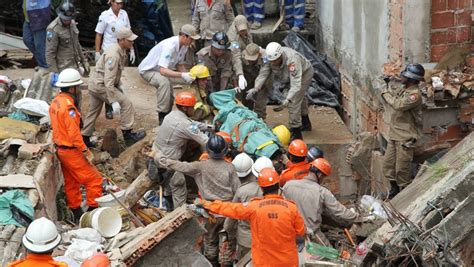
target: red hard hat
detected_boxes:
[175,92,197,107]
[258,167,280,187]
[288,139,308,157]
[216,131,232,143]
[81,253,110,267]
[310,158,332,176]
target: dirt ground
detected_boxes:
[1,68,353,146]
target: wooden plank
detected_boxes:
[0,174,36,188]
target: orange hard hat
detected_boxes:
[81,253,110,267]
[175,92,197,107]
[288,139,308,157]
[258,167,280,187]
[216,131,232,143]
[310,158,332,176]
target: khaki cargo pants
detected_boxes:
[81,89,134,136]
[284,80,310,128]
[383,139,414,187]
[140,70,175,114]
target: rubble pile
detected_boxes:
[351,133,474,266]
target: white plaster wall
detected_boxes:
[403,0,431,63]
[317,0,390,85]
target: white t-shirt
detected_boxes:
[138,36,189,74]
[95,8,131,51]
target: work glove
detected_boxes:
[95,52,101,62]
[111,102,121,114]
[238,75,247,90]
[181,72,195,84]
[245,88,258,100]
[129,49,136,64]
[78,66,85,76]
[273,99,289,112]
[234,87,243,93]
[198,122,215,132]
[83,149,95,164]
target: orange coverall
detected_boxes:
[279,161,311,186]
[49,92,103,209]
[7,253,67,267]
[205,194,306,267]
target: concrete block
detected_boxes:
[17,143,47,159]
[0,174,35,188]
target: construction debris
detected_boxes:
[352,132,474,266]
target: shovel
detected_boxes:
[271,0,286,33]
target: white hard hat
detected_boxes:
[55,68,83,88]
[22,217,61,253]
[232,153,254,178]
[265,42,283,61]
[251,156,274,177]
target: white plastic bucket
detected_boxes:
[95,190,126,207]
[90,207,122,238]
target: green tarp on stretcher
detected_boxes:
[210,89,282,158]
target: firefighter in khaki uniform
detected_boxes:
[147,92,210,210]
[240,43,271,119]
[45,1,89,75]
[382,63,425,198]
[48,69,103,221]
[227,15,252,89]
[283,158,362,246]
[154,135,240,266]
[197,168,306,267]
[247,42,313,140]
[81,27,145,147]
[197,32,246,92]
[192,0,234,45]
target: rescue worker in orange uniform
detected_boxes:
[198,167,306,267]
[199,131,235,162]
[279,139,311,186]
[8,217,66,267]
[49,68,103,221]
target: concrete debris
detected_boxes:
[0,117,39,143]
[354,132,474,266]
[105,205,200,266]
[0,174,35,188]
[17,143,49,160]
[0,225,26,266]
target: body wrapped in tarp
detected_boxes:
[210,89,281,159]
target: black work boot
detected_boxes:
[71,207,84,224]
[105,104,113,120]
[158,112,168,126]
[122,129,146,146]
[301,115,312,131]
[82,135,96,148]
[388,181,400,199]
[290,127,303,140]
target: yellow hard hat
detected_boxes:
[272,125,291,146]
[190,65,210,79]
